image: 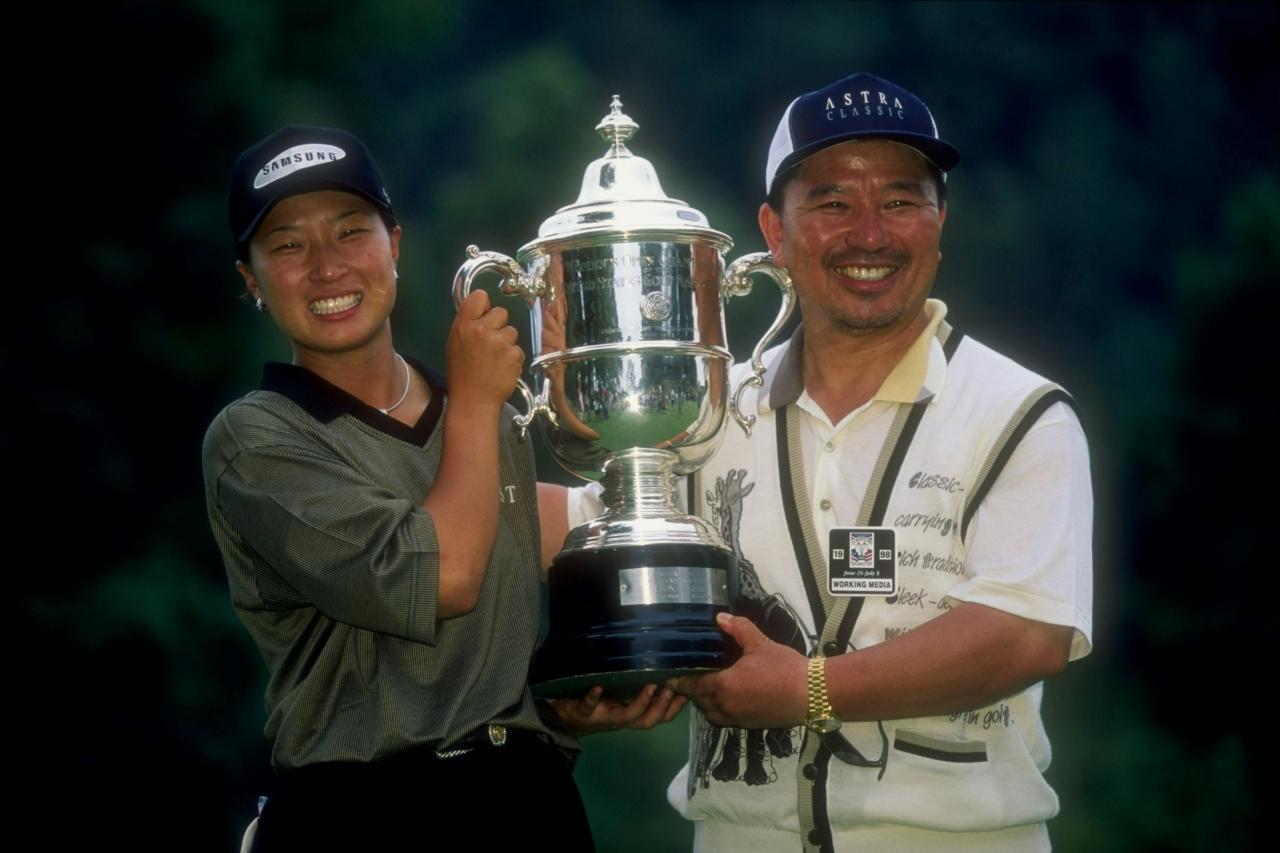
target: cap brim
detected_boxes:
[234,177,396,244]
[776,130,960,186]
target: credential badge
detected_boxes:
[828,527,897,596]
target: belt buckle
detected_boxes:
[435,723,508,759]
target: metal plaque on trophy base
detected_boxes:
[453,97,794,698]
[535,543,739,698]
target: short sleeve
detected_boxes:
[944,402,1094,660]
[215,441,440,644]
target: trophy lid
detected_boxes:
[521,96,732,255]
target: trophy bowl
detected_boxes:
[454,97,794,698]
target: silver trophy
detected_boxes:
[453,97,794,697]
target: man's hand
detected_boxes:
[668,612,808,729]
[552,684,687,734]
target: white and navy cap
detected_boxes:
[228,124,396,259]
[766,72,960,196]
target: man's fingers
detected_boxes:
[701,708,729,727]
[667,675,697,696]
[663,693,689,723]
[717,611,770,651]
[668,673,725,721]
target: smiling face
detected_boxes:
[237,190,401,365]
[760,140,946,342]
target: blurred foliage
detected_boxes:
[22,1,1277,850]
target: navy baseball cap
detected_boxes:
[765,72,960,195]
[228,124,396,258]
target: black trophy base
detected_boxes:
[531,543,740,699]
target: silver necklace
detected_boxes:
[378,353,412,415]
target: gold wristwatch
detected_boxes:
[805,654,841,734]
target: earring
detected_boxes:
[256,296,268,312]
[394,269,400,281]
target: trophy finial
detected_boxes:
[595,95,638,156]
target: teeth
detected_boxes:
[309,293,362,314]
[836,265,895,281]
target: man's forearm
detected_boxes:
[825,602,1074,722]
[671,603,1075,729]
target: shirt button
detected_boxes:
[802,763,818,780]
[819,498,832,511]
[808,829,824,844]
[823,641,840,656]
[824,440,834,452]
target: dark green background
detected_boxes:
[22,2,1275,850]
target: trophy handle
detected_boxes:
[452,245,550,441]
[724,252,796,436]
[510,375,554,441]
[452,244,545,306]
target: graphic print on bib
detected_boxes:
[689,470,808,797]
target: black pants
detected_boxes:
[251,732,595,852]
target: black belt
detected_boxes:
[274,726,564,792]
[435,722,517,759]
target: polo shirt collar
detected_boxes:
[260,355,448,443]
[759,299,950,413]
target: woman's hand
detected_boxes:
[447,289,524,414]
[551,684,688,734]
